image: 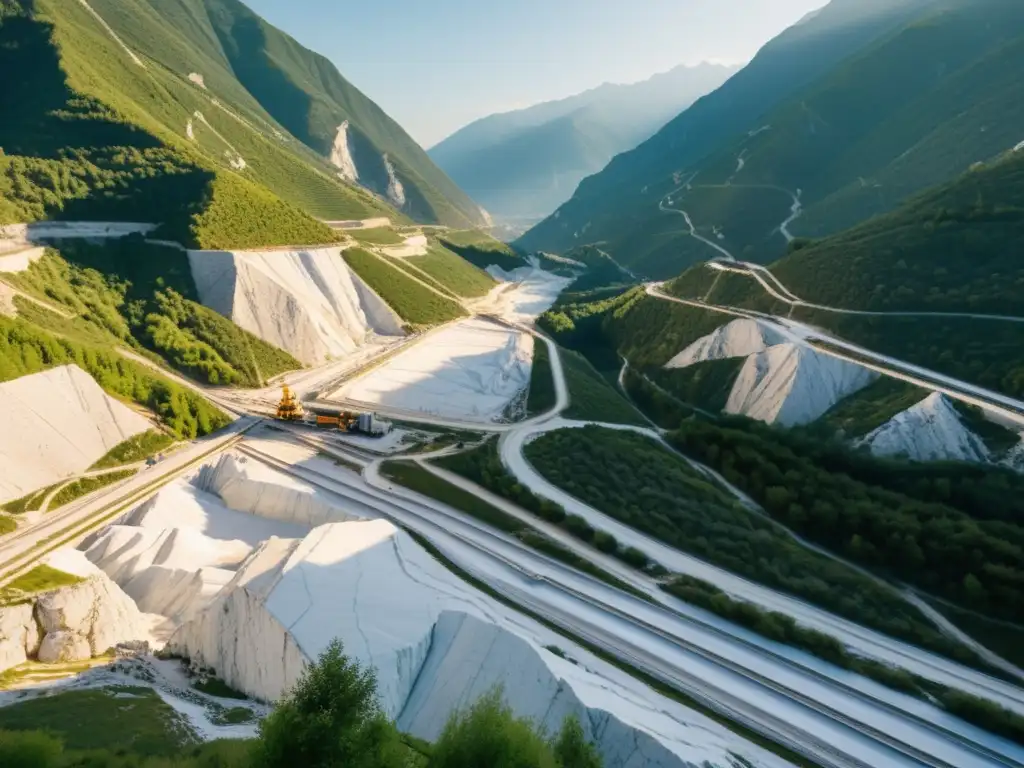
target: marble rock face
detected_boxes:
[168,520,708,768]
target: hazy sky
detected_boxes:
[244,0,827,148]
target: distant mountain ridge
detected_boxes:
[517,0,1012,275]
[429,63,738,221]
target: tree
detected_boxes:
[252,639,406,768]
[430,688,558,768]
[552,716,603,768]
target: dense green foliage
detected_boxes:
[379,461,644,597]
[406,243,496,298]
[525,425,990,665]
[88,429,175,471]
[647,358,743,414]
[526,341,557,416]
[431,690,600,768]
[669,418,1024,626]
[10,243,300,387]
[185,175,341,250]
[49,469,137,511]
[816,378,928,438]
[0,314,230,438]
[662,574,1024,743]
[768,153,1024,315]
[437,440,660,575]
[437,230,527,272]
[560,349,645,425]
[342,248,466,327]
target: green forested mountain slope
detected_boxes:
[518,0,1024,279]
[517,0,934,261]
[763,151,1024,316]
[0,0,482,248]
[429,63,737,221]
[119,0,486,227]
[0,0,383,246]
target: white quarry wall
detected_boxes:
[194,454,367,527]
[333,318,533,423]
[859,393,990,463]
[187,246,404,365]
[168,521,725,767]
[0,365,151,503]
[725,343,877,426]
[0,549,147,672]
[330,121,360,182]
[665,319,787,369]
[400,612,693,768]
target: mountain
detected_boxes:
[517,0,1024,278]
[429,63,738,222]
[0,0,485,245]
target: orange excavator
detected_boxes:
[275,384,303,421]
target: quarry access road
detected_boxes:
[497,416,1024,708]
[658,198,736,261]
[241,437,1024,768]
[708,261,1024,324]
[0,418,258,586]
[645,284,1024,429]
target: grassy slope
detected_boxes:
[406,243,496,298]
[561,348,646,425]
[120,0,481,227]
[341,247,465,327]
[0,0,393,245]
[438,230,527,272]
[8,243,301,387]
[90,430,176,470]
[816,378,928,439]
[526,341,557,416]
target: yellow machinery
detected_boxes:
[275,384,303,421]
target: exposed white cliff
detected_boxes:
[383,154,406,208]
[665,319,787,369]
[726,343,877,426]
[194,454,368,528]
[168,520,753,767]
[187,246,404,365]
[860,393,991,463]
[84,526,251,624]
[0,365,151,504]
[330,121,359,182]
[0,549,147,672]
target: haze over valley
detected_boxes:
[2,1,1024,767]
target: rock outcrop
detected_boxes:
[0,365,151,504]
[187,247,404,365]
[0,550,147,672]
[726,343,877,426]
[331,121,359,182]
[194,454,365,527]
[167,520,719,767]
[859,393,990,463]
[665,319,786,369]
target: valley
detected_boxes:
[3,0,1024,766]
